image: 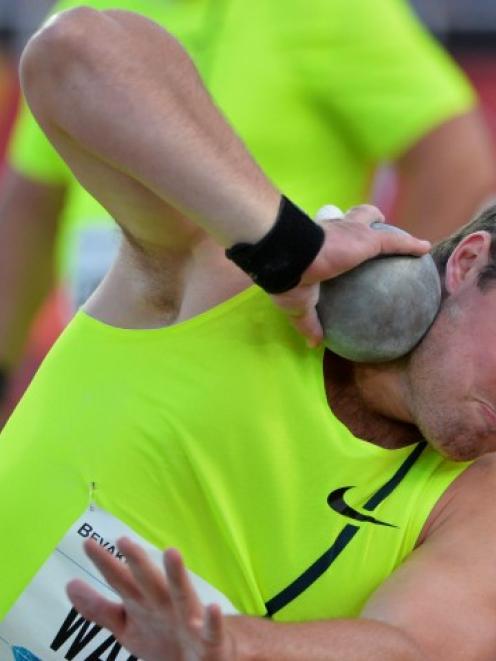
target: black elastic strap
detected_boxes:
[225,196,325,294]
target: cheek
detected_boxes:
[408,341,484,459]
[412,309,476,402]
[411,342,460,401]
[407,331,469,431]
[472,350,496,393]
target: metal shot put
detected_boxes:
[318,222,442,362]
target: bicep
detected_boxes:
[393,108,496,240]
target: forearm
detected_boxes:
[0,169,62,369]
[227,615,425,661]
[20,7,280,247]
[392,109,496,242]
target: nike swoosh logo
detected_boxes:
[327,486,397,528]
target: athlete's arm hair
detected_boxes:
[227,615,424,660]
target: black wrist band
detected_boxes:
[225,196,325,294]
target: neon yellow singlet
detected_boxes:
[0,288,468,633]
[8,0,474,286]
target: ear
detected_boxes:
[444,231,492,294]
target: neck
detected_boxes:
[323,351,422,449]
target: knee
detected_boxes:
[20,6,105,93]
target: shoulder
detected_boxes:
[419,453,496,544]
[362,453,496,660]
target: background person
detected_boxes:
[0,0,494,417]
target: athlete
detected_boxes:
[1,8,496,661]
[0,0,494,415]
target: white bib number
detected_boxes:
[0,506,237,660]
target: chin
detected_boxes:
[434,436,486,462]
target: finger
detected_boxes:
[345,209,431,255]
[203,603,224,646]
[164,548,204,624]
[273,284,323,347]
[375,229,431,256]
[344,204,385,225]
[289,308,323,348]
[83,538,142,602]
[116,537,171,607]
[66,578,126,635]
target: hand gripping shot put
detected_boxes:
[316,216,442,363]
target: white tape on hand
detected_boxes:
[314,204,345,223]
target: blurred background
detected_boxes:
[4,0,496,139]
[412,0,496,137]
[1,0,496,422]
